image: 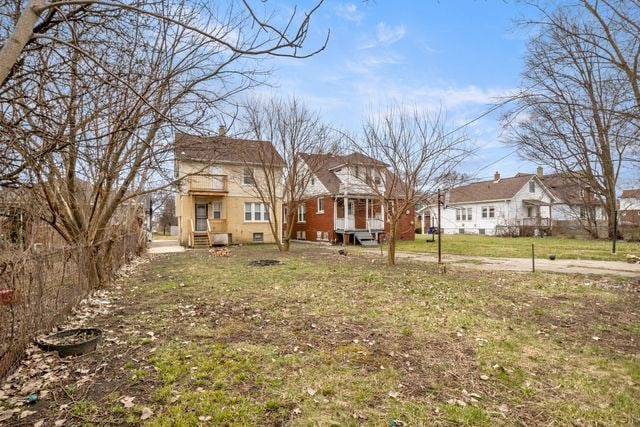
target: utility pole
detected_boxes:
[437,189,442,264]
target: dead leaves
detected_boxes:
[120,396,135,408]
[140,406,153,420]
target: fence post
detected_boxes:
[532,243,535,273]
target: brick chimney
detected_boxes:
[536,166,543,177]
[494,171,501,182]
[218,125,226,137]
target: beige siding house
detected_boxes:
[174,131,284,247]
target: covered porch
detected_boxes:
[333,196,385,244]
[185,195,229,247]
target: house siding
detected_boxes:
[291,196,335,242]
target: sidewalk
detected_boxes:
[148,239,185,254]
[383,250,640,278]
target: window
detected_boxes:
[479,229,486,235]
[243,167,255,185]
[355,166,360,178]
[459,228,465,234]
[297,204,306,223]
[311,177,315,186]
[244,202,269,221]
[296,230,306,240]
[283,207,288,223]
[481,206,495,219]
[317,198,324,213]
[529,181,536,193]
[527,206,534,218]
[456,208,472,221]
[212,201,222,220]
[579,206,587,219]
[252,232,264,242]
[316,231,329,241]
[374,176,381,185]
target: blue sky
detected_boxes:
[255,0,637,187]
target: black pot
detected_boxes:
[37,328,102,357]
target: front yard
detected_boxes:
[2,245,639,425]
[400,234,640,261]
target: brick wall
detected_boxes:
[290,196,335,242]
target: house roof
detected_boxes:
[300,152,387,194]
[174,132,285,167]
[446,174,536,204]
[621,189,640,199]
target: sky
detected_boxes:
[253,0,638,188]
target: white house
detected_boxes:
[620,189,640,226]
[429,171,555,236]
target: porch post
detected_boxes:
[421,211,425,234]
[344,196,349,244]
[365,198,369,229]
[333,197,337,230]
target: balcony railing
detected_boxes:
[187,174,227,193]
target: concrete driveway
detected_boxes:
[388,251,640,279]
[148,239,185,254]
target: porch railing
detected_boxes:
[522,217,551,227]
[335,218,355,230]
[366,218,384,231]
[187,174,227,192]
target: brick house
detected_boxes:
[287,153,415,246]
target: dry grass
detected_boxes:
[6,244,639,426]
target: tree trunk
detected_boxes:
[387,222,397,266]
[0,0,46,86]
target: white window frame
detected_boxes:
[529,180,536,193]
[482,206,495,219]
[317,197,324,214]
[212,201,222,220]
[297,204,306,223]
[467,208,472,221]
[244,202,270,222]
[243,167,255,185]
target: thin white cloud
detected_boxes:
[335,3,363,23]
[358,22,407,49]
[376,22,406,45]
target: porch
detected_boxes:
[333,196,385,245]
[187,196,229,248]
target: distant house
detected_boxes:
[620,189,640,226]
[536,167,606,236]
[174,130,284,247]
[287,152,415,245]
[428,171,555,236]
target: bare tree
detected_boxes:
[0,0,327,188]
[356,105,469,266]
[241,96,335,251]
[156,191,177,235]
[0,1,327,285]
[505,3,639,238]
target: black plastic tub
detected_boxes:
[37,328,103,357]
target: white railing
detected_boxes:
[366,219,384,231]
[335,218,355,230]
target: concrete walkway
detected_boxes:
[148,239,185,254]
[382,250,640,279]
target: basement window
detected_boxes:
[252,233,264,242]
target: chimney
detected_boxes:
[494,171,501,182]
[218,125,226,137]
[536,166,543,178]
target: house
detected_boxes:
[428,171,555,236]
[620,189,640,226]
[288,152,415,245]
[174,130,284,247]
[536,167,606,236]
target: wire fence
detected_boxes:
[0,232,143,378]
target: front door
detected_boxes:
[195,203,208,231]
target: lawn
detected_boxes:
[152,232,178,241]
[4,245,639,425]
[399,234,640,261]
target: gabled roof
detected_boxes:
[174,132,285,167]
[536,172,602,206]
[621,189,640,199]
[446,174,536,204]
[300,152,387,194]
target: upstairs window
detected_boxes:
[529,181,536,193]
[317,197,324,213]
[243,167,255,185]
